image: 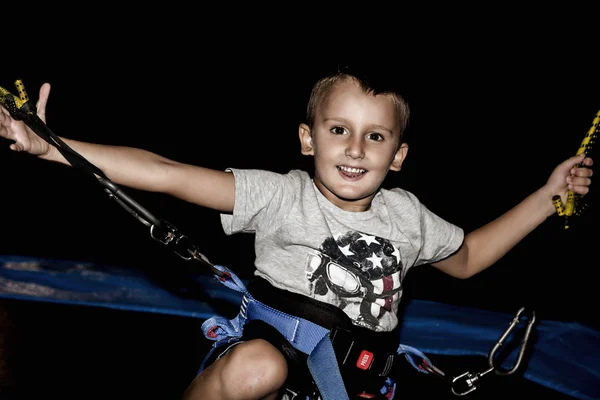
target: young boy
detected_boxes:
[0,68,593,400]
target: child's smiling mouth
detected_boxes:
[337,165,367,179]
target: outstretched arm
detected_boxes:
[0,83,235,212]
[432,153,594,279]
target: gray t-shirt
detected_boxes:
[221,169,464,332]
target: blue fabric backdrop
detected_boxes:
[0,255,597,400]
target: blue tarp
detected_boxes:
[0,255,598,399]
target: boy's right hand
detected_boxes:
[0,82,53,158]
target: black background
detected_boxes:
[0,20,598,399]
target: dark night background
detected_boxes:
[0,21,598,399]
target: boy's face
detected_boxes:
[299,78,408,212]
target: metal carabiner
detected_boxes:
[488,307,536,376]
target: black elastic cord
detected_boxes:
[16,107,106,179]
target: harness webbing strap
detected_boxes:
[307,333,350,400]
[246,295,331,354]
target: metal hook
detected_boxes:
[488,307,536,376]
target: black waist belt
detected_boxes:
[248,277,401,376]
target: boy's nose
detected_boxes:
[345,140,365,159]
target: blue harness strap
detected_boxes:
[200,265,435,400]
[307,333,349,400]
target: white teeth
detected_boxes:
[338,166,366,174]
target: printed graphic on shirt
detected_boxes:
[306,231,403,331]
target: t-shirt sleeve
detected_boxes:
[417,201,464,264]
[220,169,298,237]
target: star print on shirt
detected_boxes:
[367,253,383,269]
[339,244,355,257]
[358,234,380,246]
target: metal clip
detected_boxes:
[150,220,178,246]
[449,307,536,396]
[488,307,536,376]
[451,366,495,396]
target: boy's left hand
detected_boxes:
[546,153,593,204]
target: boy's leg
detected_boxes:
[182,338,288,400]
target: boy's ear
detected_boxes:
[390,142,409,171]
[299,123,314,155]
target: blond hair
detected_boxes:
[305,73,410,142]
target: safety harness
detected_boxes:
[199,264,438,400]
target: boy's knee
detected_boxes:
[196,338,287,399]
[225,339,288,388]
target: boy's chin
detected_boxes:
[330,188,378,208]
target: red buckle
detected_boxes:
[356,350,374,370]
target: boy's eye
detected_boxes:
[331,126,347,135]
[367,132,384,141]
